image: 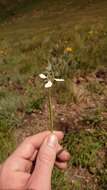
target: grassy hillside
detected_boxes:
[0,0,107,189]
[0,0,106,22]
[0,0,39,22]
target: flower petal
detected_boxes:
[39,74,47,79]
[64,47,73,53]
[45,80,53,88]
[54,78,64,82]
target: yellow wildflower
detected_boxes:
[64,47,73,53]
[0,49,7,56]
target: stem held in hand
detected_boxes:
[48,88,54,132]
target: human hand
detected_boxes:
[0,131,70,190]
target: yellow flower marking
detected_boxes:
[0,50,7,56]
[64,47,73,53]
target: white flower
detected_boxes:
[45,80,52,88]
[39,74,47,79]
[54,78,64,82]
[39,73,64,88]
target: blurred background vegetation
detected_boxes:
[0,0,107,189]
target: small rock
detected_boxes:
[60,117,65,121]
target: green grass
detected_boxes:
[80,108,103,127]
[86,81,105,95]
[52,168,70,190]
[0,120,16,162]
[0,0,41,22]
[52,129,107,189]
[25,97,45,114]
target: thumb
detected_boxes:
[29,134,58,190]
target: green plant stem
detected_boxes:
[48,88,54,132]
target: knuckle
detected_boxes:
[39,150,55,164]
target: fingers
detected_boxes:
[28,144,70,174]
[55,144,70,170]
[30,150,38,161]
[56,145,70,162]
[55,161,68,170]
[29,147,70,173]
[13,131,64,160]
[27,131,63,148]
[28,134,58,190]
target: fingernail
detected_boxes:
[47,134,58,148]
